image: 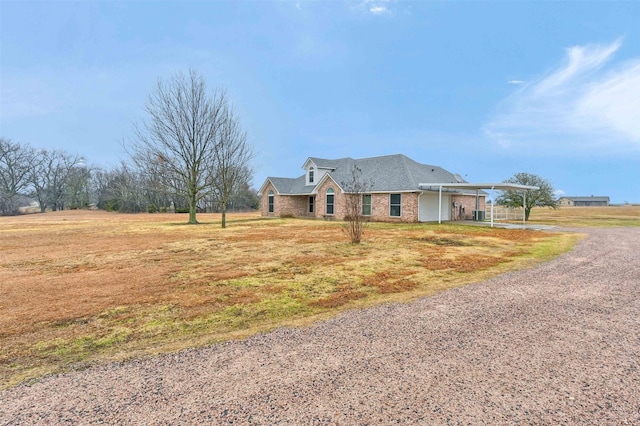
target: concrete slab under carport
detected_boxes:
[453,220,557,231]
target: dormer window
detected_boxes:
[308,168,315,184]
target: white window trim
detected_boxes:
[389,193,401,217]
[326,187,335,215]
[362,194,372,216]
[268,190,274,213]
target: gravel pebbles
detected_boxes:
[1,227,639,425]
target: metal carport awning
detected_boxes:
[417,183,539,227]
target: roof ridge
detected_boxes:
[398,154,418,188]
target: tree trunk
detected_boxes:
[221,205,227,228]
[188,192,198,224]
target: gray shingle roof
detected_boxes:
[307,157,341,169]
[267,176,314,195]
[267,154,468,195]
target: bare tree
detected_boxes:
[28,149,54,213]
[28,149,82,212]
[129,70,224,224]
[341,165,371,244]
[210,106,254,228]
[90,168,113,210]
[102,163,150,213]
[64,162,92,209]
[0,138,33,215]
[228,182,260,212]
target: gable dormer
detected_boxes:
[303,158,317,186]
[303,157,337,186]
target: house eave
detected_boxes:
[418,183,539,192]
[257,178,276,196]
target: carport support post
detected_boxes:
[438,185,443,224]
[523,191,526,225]
[490,186,495,228]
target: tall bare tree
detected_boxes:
[130,70,225,224]
[210,106,254,228]
[0,138,33,215]
[341,165,371,244]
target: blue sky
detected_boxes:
[1,1,639,203]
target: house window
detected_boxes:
[268,190,274,213]
[362,194,372,216]
[309,196,314,213]
[326,188,334,215]
[309,168,315,184]
[390,193,401,217]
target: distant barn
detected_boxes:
[558,196,610,207]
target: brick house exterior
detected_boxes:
[258,154,486,223]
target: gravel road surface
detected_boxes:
[2,227,639,425]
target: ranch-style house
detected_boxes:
[258,154,486,223]
[557,196,610,207]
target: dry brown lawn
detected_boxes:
[1,210,576,389]
[530,205,640,227]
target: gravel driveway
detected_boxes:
[2,227,639,425]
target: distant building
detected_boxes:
[557,196,610,207]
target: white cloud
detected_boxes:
[484,39,640,154]
[533,40,621,96]
[358,0,395,16]
[369,5,389,15]
[574,62,640,141]
[508,80,525,85]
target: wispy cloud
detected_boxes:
[369,5,389,15]
[358,0,394,16]
[484,39,640,154]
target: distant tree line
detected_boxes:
[0,137,258,217]
[1,70,258,221]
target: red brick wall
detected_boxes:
[370,192,419,222]
[259,182,277,217]
[451,194,486,220]
[261,179,483,223]
[260,182,312,218]
[315,178,345,219]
